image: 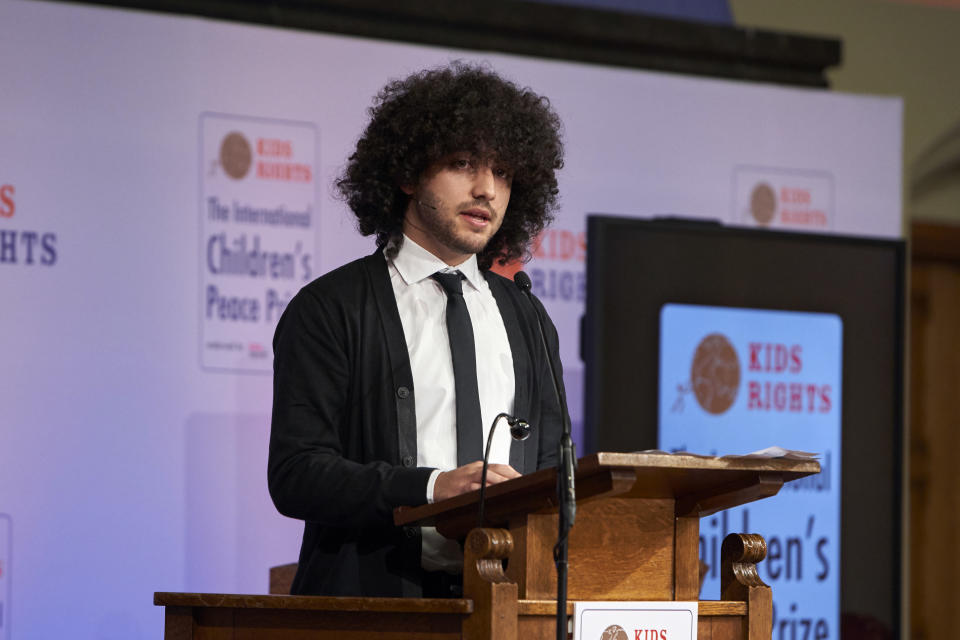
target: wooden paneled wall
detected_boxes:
[909,221,960,640]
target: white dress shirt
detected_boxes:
[387,235,515,572]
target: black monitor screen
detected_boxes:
[583,215,905,639]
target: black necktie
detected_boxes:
[431,271,483,466]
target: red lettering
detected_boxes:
[780,208,828,226]
[528,230,586,262]
[661,631,668,640]
[0,184,14,218]
[749,342,803,372]
[747,379,831,413]
[256,161,311,182]
[557,230,575,260]
[789,383,803,412]
[747,381,761,410]
[806,384,818,412]
[790,345,802,373]
[780,187,811,205]
[773,382,787,410]
[749,343,762,371]
[819,385,832,412]
[257,138,293,158]
[773,344,789,372]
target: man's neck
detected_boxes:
[400,226,472,268]
[391,235,482,290]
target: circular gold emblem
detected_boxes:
[750,182,776,225]
[600,624,629,640]
[691,333,740,415]
[220,132,252,180]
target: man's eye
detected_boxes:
[452,158,471,169]
[494,168,511,180]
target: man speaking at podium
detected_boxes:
[268,62,568,598]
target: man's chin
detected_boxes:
[448,230,494,256]
[461,237,494,257]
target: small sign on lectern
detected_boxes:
[573,601,697,640]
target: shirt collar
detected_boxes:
[390,235,484,292]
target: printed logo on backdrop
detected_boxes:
[732,167,834,231]
[0,514,11,640]
[219,132,253,179]
[687,333,740,415]
[200,113,318,373]
[526,227,585,304]
[0,184,58,268]
[672,330,834,417]
[659,304,841,639]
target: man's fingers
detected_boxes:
[435,462,523,501]
[487,463,521,478]
[480,464,521,485]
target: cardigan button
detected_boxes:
[402,455,414,467]
[397,386,410,399]
[404,526,416,539]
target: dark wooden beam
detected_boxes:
[50,0,841,87]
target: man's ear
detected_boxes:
[400,184,415,196]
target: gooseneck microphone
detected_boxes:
[513,271,576,640]
[478,412,531,528]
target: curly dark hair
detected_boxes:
[335,61,564,269]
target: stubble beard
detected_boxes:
[415,197,496,257]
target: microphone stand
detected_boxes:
[555,431,576,640]
[512,272,575,640]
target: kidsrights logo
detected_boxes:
[690,333,741,415]
[600,625,628,640]
[733,167,834,231]
[200,113,317,373]
[219,132,253,179]
[673,332,834,416]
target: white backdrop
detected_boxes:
[0,1,901,637]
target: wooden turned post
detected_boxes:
[463,527,518,640]
[721,533,772,640]
[162,605,194,640]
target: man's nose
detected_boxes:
[471,166,497,201]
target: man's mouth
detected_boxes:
[460,207,492,227]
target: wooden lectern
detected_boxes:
[155,452,818,639]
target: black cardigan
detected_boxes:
[268,250,566,596]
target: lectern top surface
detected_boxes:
[395,451,820,530]
[586,450,820,474]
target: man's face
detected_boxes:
[402,153,512,266]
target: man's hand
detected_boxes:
[433,461,521,502]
